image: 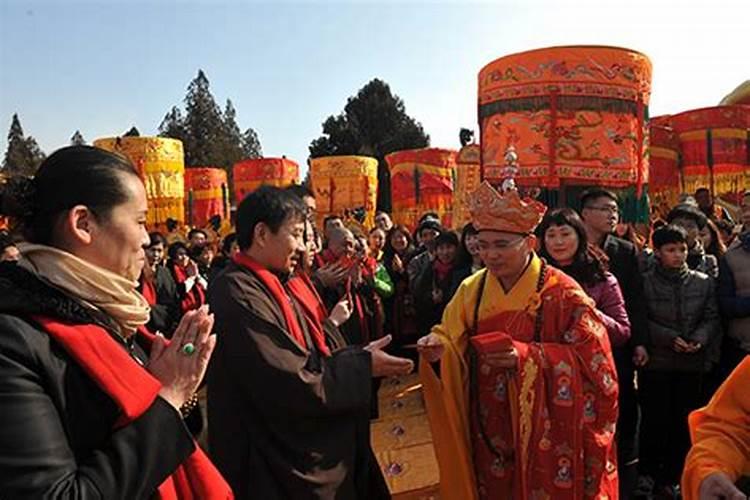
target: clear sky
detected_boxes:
[1,0,748,174]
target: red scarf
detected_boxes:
[171,264,205,313]
[317,248,339,267]
[286,273,331,356]
[433,259,454,283]
[319,250,376,345]
[232,253,311,353]
[362,256,377,276]
[32,316,232,500]
[313,252,326,270]
[140,277,157,306]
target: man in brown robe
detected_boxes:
[207,186,413,500]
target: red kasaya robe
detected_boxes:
[421,254,619,500]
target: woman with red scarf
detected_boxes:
[287,218,351,352]
[168,241,207,315]
[412,231,472,339]
[0,146,230,499]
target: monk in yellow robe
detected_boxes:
[682,356,750,500]
[418,181,619,500]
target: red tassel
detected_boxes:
[636,101,645,198]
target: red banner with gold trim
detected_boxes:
[232,158,299,203]
[184,167,227,227]
[478,46,652,194]
[648,122,681,214]
[386,148,457,230]
[671,106,749,204]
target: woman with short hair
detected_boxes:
[0,145,229,498]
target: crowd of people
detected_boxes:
[0,144,748,500]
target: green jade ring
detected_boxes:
[181,342,196,356]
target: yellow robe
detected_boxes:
[421,254,619,499]
[420,255,546,499]
[682,356,750,499]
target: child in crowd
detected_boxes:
[636,225,721,499]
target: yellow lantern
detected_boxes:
[93,136,185,229]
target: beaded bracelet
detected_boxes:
[179,393,199,419]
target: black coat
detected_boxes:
[601,234,647,470]
[412,262,472,336]
[140,265,181,336]
[602,234,648,342]
[0,263,195,499]
[642,265,720,372]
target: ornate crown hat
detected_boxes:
[467,146,547,234]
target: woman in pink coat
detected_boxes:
[538,208,631,347]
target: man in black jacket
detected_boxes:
[580,188,648,500]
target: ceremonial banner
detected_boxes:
[386,148,457,230]
[93,136,185,228]
[233,157,299,203]
[453,144,482,229]
[671,105,749,204]
[649,121,681,214]
[184,167,228,227]
[309,156,378,229]
[478,46,652,221]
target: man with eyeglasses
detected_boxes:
[417,182,619,499]
[580,188,646,500]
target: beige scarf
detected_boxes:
[17,243,150,337]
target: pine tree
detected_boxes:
[220,99,244,167]
[2,114,45,177]
[309,79,429,211]
[159,70,264,200]
[158,106,188,144]
[70,130,86,145]
[241,127,262,159]
[181,70,225,167]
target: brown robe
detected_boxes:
[207,261,389,500]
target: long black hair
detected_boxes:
[536,208,607,286]
[457,222,479,269]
